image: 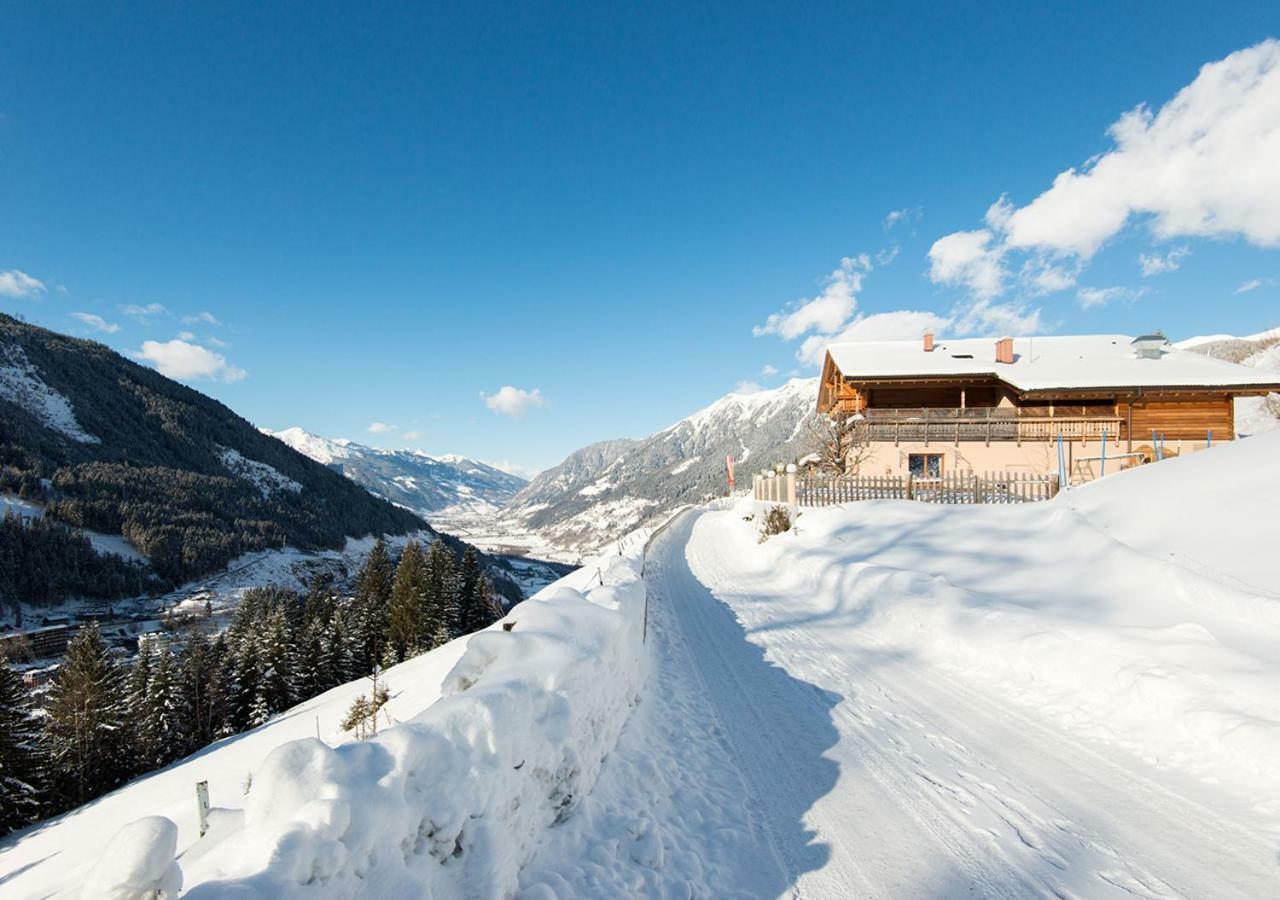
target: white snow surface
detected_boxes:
[0,343,100,443]
[35,536,649,899]
[7,434,1280,898]
[217,446,303,497]
[0,637,470,899]
[83,816,182,900]
[519,439,1279,897]
[827,333,1280,391]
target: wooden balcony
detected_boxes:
[858,408,1123,444]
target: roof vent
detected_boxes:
[1131,331,1169,360]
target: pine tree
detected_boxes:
[124,636,156,774]
[256,607,295,718]
[457,547,499,634]
[143,644,187,768]
[41,623,127,810]
[0,651,42,835]
[386,540,426,661]
[181,629,218,750]
[351,538,393,671]
[423,541,460,646]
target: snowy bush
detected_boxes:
[81,816,182,900]
[759,505,792,541]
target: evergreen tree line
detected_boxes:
[0,539,503,837]
[0,511,154,613]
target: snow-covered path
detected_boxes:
[521,508,1276,898]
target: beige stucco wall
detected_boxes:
[855,438,1214,480]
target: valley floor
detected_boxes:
[518,499,1278,898]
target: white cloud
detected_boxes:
[795,310,954,365]
[1020,258,1079,295]
[122,303,167,319]
[1076,285,1148,309]
[874,245,901,266]
[760,364,778,377]
[206,335,229,348]
[482,459,538,478]
[482,386,545,418]
[0,270,45,298]
[71,312,120,334]
[1138,246,1191,277]
[884,206,922,231]
[134,339,247,382]
[930,40,1280,301]
[927,230,1006,300]
[753,255,871,339]
[368,422,396,433]
[182,311,221,326]
[402,430,424,441]
[177,330,195,341]
[953,300,1044,336]
[1235,277,1274,293]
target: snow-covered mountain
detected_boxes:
[498,378,819,558]
[1178,326,1280,435]
[265,427,527,518]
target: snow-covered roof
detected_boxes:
[825,334,1280,393]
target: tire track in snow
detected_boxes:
[684,508,1275,899]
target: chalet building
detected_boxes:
[817,332,1280,480]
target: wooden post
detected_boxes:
[785,467,797,508]
[905,473,914,501]
[196,780,211,837]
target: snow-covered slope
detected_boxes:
[265,427,526,518]
[518,435,1280,897]
[499,378,817,559]
[0,636,470,899]
[1178,326,1280,435]
[0,531,650,899]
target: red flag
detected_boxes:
[725,454,735,491]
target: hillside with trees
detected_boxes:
[0,314,424,606]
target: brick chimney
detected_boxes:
[995,336,1014,364]
[923,329,935,352]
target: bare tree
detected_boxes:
[805,410,872,475]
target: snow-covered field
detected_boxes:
[4,433,1278,898]
[520,433,1280,897]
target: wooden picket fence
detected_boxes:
[793,470,1059,507]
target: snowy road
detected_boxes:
[520,508,1277,899]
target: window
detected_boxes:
[908,453,943,479]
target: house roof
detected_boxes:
[825,334,1280,393]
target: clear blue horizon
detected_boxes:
[3,4,1279,474]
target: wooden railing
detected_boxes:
[754,470,1060,507]
[858,408,1122,443]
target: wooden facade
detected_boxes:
[818,353,1268,447]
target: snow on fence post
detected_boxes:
[195,780,210,837]
[784,464,797,509]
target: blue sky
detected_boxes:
[3,4,1279,474]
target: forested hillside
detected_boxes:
[0,315,423,603]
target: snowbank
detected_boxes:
[122,547,648,897]
[0,638,468,899]
[707,439,1280,808]
[83,817,182,900]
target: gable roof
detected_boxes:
[825,334,1280,393]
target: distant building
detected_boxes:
[816,332,1280,479]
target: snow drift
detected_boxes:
[711,431,1280,809]
[98,547,648,898]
